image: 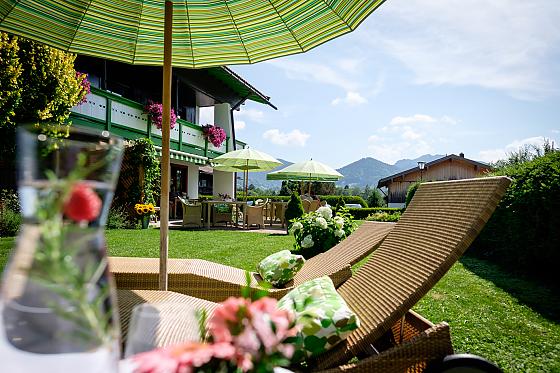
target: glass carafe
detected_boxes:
[0,126,124,372]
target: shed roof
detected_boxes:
[377,154,492,188]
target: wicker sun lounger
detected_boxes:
[109,221,394,302]
[116,176,511,371]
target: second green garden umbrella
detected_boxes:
[267,159,343,194]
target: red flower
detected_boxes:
[64,183,102,222]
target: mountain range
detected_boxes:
[245,154,445,190]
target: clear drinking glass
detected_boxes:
[0,125,123,371]
[124,303,202,358]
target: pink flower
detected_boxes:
[132,346,181,373]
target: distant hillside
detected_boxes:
[336,158,395,187]
[393,154,443,172]
[336,154,445,187]
[243,158,293,189]
[246,154,448,190]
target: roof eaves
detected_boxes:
[211,66,277,110]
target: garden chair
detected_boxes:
[115,176,511,370]
[302,199,312,213]
[109,221,394,301]
[244,203,266,228]
[309,199,321,212]
[179,199,202,228]
[212,203,233,227]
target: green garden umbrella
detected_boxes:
[0,0,386,290]
[213,148,282,200]
[267,159,343,194]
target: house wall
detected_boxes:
[387,159,490,204]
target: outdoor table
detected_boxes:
[201,201,247,229]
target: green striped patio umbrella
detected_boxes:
[267,159,343,194]
[213,148,282,200]
[0,0,386,290]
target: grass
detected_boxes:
[1,228,559,372]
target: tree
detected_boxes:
[0,33,88,188]
[365,188,385,207]
[0,32,87,130]
[285,192,304,230]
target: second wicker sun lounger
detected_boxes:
[109,221,395,302]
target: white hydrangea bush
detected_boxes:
[289,206,356,258]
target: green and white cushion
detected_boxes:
[277,276,360,356]
[257,250,305,287]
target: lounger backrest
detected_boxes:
[293,221,394,286]
[316,177,511,369]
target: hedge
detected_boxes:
[346,207,404,220]
[218,194,369,207]
[469,151,560,290]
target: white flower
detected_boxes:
[317,206,333,220]
[301,234,314,248]
[289,221,303,234]
[314,217,328,229]
[334,229,345,238]
[333,216,345,229]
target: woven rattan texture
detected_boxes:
[314,177,511,369]
[117,289,218,349]
[316,320,453,373]
[109,221,393,302]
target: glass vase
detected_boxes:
[0,126,124,371]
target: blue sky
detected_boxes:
[211,0,560,168]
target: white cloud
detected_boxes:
[331,91,368,106]
[266,58,377,105]
[235,108,265,123]
[266,59,357,91]
[367,137,433,164]
[367,113,460,163]
[370,0,560,99]
[235,120,246,130]
[478,136,557,162]
[262,129,310,147]
[390,114,436,126]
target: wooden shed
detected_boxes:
[377,154,492,207]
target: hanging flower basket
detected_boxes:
[202,124,227,147]
[144,100,177,129]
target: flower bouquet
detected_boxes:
[202,124,227,148]
[132,295,299,373]
[290,206,356,258]
[135,203,155,229]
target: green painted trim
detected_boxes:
[177,118,200,131]
[106,99,112,131]
[178,122,183,151]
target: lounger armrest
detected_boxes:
[313,322,453,372]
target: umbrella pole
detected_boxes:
[159,0,173,291]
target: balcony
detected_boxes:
[70,87,243,164]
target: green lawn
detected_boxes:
[1,229,559,372]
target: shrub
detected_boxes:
[0,208,21,237]
[366,211,401,222]
[405,181,422,207]
[107,206,133,229]
[284,192,304,228]
[290,206,356,259]
[470,150,560,289]
[319,195,368,208]
[0,189,20,212]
